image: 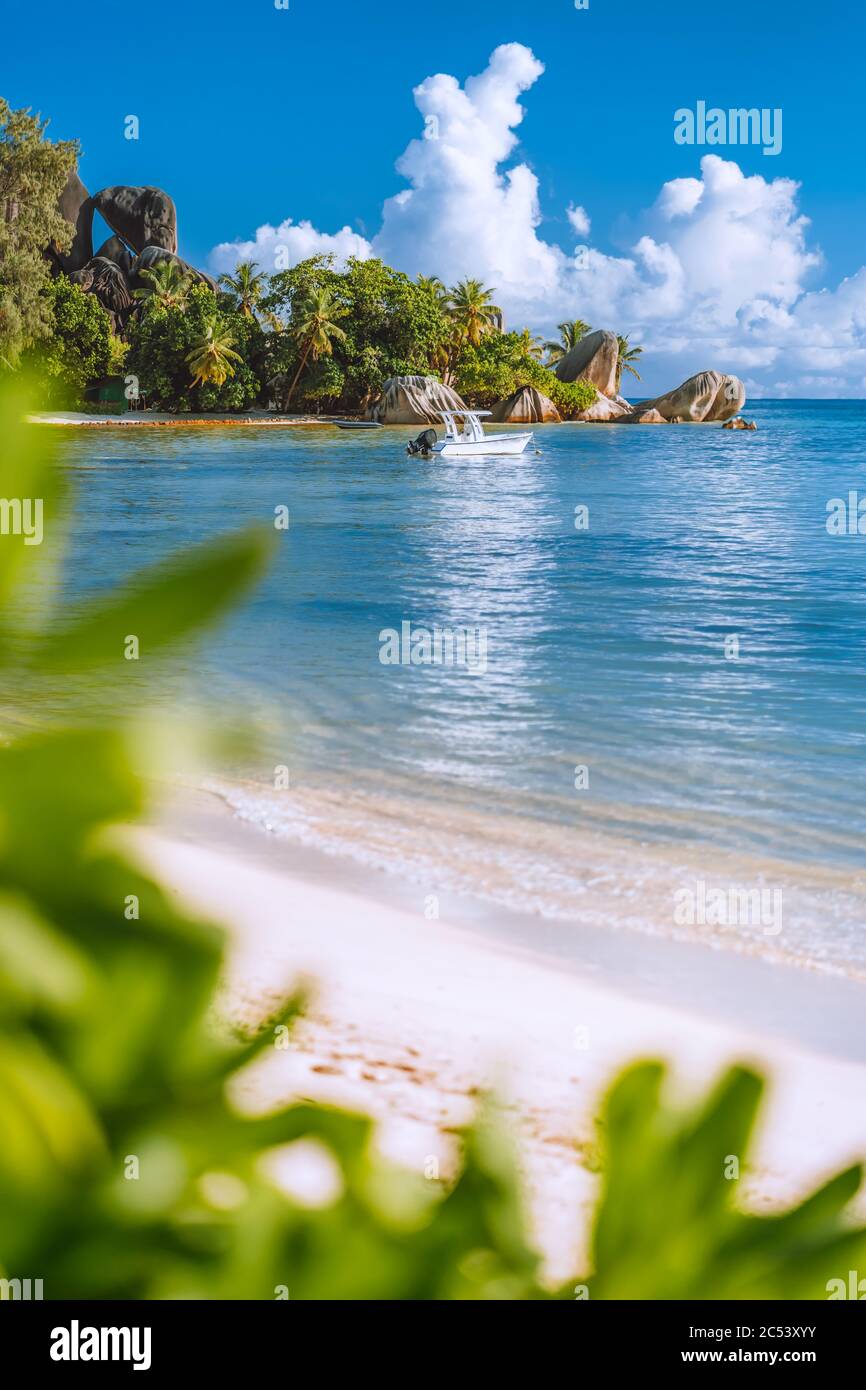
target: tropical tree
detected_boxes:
[185,318,243,387]
[218,260,267,319]
[0,99,79,366]
[542,318,591,366]
[133,260,192,311]
[262,257,452,405]
[284,285,348,408]
[447,279,502,346]
[127,283,262,411]
[516,327,546,361]
[615,334,644,393]
[416,274,449,306]
[22,274,115,407]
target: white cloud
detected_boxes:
[373,44,562,323]
[210,44,866,397]
[209,218,371,276]
[567,205,591,237]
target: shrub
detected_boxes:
[454,332,597,416]
[126,284,263,412]
[22,276,116,409]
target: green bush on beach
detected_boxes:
[126,282,263,414]
[455,331,597,416]
[21,274,120,410]
[1,387,865,1301]
[261,255,453,413]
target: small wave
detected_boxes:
[202,773,866,981]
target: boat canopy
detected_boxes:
[438,410,492,442]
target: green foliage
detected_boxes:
[616,333,644,393]
[542,318,592,366]
[126,283,262,412]
[217,260,267,319]
[455,331,596,416]
[2,385,865,1302]
[263,256,451,410]
[446,278,502,347]
[132,260,192,312]
[0,380,545,1300]
[521,359,597,418]
[0,99,78,367]
[582,1061,866,1300]
[282,285,348,408]
[186,320,243,389]
[21,275,116,408]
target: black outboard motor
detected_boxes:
[406,427,437,457]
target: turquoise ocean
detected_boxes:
[55,402,866,976]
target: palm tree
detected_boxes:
[284,287,348,408]
[185,320,243,387]
[218,260,267,319]
[133,260,192,311]
[516,327,546,361]
[416,274,449,306]
[446,279,502,347]
[542,319,591,366]
[615,335,644,394]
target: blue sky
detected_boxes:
[5,0,866,395]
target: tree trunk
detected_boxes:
[284,338,312,411]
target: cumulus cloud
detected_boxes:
[209,218,371,276]
[210,43,866,396]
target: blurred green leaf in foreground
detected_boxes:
[0,384,864,1300]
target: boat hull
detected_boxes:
[433,432,533,457]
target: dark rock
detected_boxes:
[48,169,93,274]
[91,185,178,255]
[94,235,134,277]
[70,256,132,332]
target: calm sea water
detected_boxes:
[54,402,866,973]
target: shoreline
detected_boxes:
[128,787,866,1281]
[199,769,866,987]
[28,411,329,428]
[28,411,727,429]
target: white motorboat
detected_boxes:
[431,411,533,457]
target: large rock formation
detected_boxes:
[554,328,619,397]
[94,235,135,278]
[636,370,745,423]
[49,169,93,274]
[47,170,216,337]
[69,256,133,332]
[91,185,178,255]
[620,406,667,424]
[577,393,631,422]
[491,385,561,423]
[367,376,468,424]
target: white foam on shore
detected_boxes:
[202,773,866,981]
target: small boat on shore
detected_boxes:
[408,410,533,458]
[334,419,384,430]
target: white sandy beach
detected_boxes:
[129,792,866,1285]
